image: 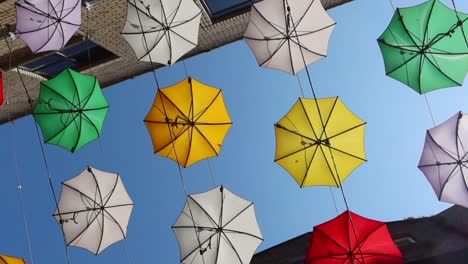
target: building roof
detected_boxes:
[250,206,468,264]
[0,0,352,124]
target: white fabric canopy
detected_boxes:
[418,111,468,208]
[172,186,263,264]
[244,0,336,75]
[121,0,201,65]
[54,166,134,254]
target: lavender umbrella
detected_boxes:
[15,0,82,53]
[418,111,468,208]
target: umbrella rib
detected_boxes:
[274,123,316,142]
[95,206,105,254]
[188,196,219,227]
[299,98,321,141]
[40,80,79,110]
[53,203,134,216]
[427,131,459,160]
[62,183,101,207]
[102,209,128,240]
[274,143,317,162]
[159,90,191,121]
[193,125,221,158]
[66,208,102,246]
[300,143,320,187]
[438,163,460,200]
[423,52,462,86]
[251,4,287,38]
[318,144,341,187]
[222,228,264,241]
[42,112,79,144]
[222,202,254,228]
[314,229,349,253]
[81,77,100,109]
[152,124,191,153]
[397,9,422,48]
[327,145,367,162]
[317,97,338,140]
[193,88,222,122]
[179,231,218,263]
[327,122,366,141]
[219,231,244,264]
[351,223,385,253]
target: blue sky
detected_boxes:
[1,0,468,263]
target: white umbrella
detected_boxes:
[172,186,263,264]
[418,111,468,208]
[243,0,336,75]
[120,0,202,65]
[54,166,134,254]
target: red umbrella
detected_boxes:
[305,211,403,264]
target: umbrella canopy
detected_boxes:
[54,166,134,255]
[305,211,403,264]
[0,255,26,264]
[144,77,232,167]
[377,0,468,94]
[418,111,468,208]
[243,0,336,75]
[121,0,202,65]
[274,97,366,187]
[33,68,109,153]
[15,0,81,53]
[172,186,263,264]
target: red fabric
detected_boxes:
[0,71,3,106]
[305,211,403,264]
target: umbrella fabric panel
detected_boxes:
[244,0,335,75]
[0,255,26,264]
[121,0,201,65]
[15,0,81,53]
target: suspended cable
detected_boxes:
[295,75,305,98]
[285,0,365,261]
[1,23,72,264]
[132,2,206,263]
[2,34,35,264]
[424,94,437,126]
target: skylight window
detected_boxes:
[202,0,260,21]
[21,39,117,77]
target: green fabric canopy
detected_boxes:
[378,0,468,94]
[33,68,109,152]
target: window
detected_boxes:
[394,236,416,248]
[20,39,117,77]
[202,0,261,22]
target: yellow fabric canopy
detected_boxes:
[0,255,26,264]
[274,97,366,187]
[144,77,233,167]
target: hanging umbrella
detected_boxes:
[144,77,232,167]
[377,0,468,94]
[172,186,263,264]
[418,111,468,208]
[121,0,202,65]
[305,211,403,264]
[0,255,26,264]
[243,0,336,75]
[15,0,81,53]
[54,166,134,255]
[33,68,109,153]
[274,97,366,187]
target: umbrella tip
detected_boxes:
[220,186,223,192]
[87,166,92,172]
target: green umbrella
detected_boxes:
[377,0,468,94]
[33,68,109,152]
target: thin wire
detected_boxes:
[132,3,205,262]
[285,1,365,261]
[295,75,305,98]
[123,240,133,264]
[328,187,339,216]
[181,59,217,187]
[1,23,73,264]
[3,36,35,264]
[424,94,437,126]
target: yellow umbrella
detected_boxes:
[144,77,233,167]
[0,255,26,264]
[274,97,366,187]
